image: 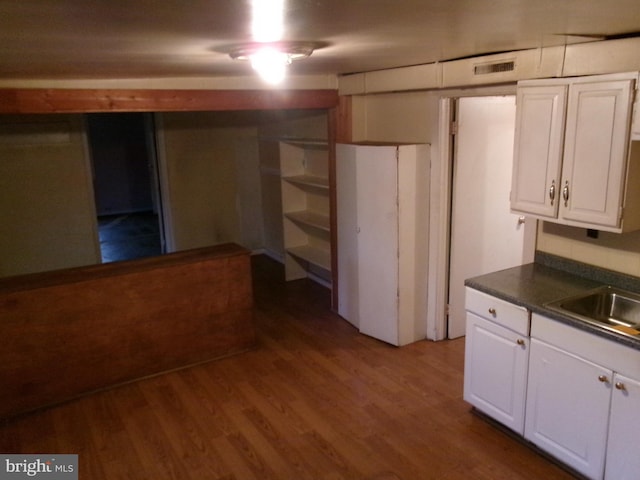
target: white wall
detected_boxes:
[158,112,261,252]
[0,114,100,277]
[157,110,328,257]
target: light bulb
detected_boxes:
[250,48,289,84]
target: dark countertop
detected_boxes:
[465,254,640,351]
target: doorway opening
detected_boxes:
[446,95,536,339]
[87,113,164,263]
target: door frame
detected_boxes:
[426,98,454,341]
[153,113,176,253]
[428,93,536,340]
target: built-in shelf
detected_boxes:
[279,138,331,286]
[286,245,331,271]
[280,138,328,150]
[284,210,330,232]
[283,175,329,190]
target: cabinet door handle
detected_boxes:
[516,338,525,346]
[549,180,556,206]
[598,375,609,383]
[488,307,496,315]
[562,180,570,207]
[615,382,626,391]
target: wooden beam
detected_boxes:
[334,95,353,144]
[0,88,339,114]
[328,96,352,311]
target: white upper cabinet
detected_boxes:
[511,72,640,232]
[511,85,567,218]
[562,79,634,227]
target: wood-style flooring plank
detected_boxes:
[0,255,577,480]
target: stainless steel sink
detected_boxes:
[545,286,640,337]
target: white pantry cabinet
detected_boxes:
[463,288,530,434]
[511,72,640,232]
[280,139,331,286]
[336,143,429,346]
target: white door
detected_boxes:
[448,96,534,339]
[355,146,400,344]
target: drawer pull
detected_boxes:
[598,375,609,383]
[615,382,626,391]
[488,307,496,315]
[516,339,525,346]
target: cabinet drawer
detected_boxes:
[465,287,529,335]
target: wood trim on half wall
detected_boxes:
[0,88,339,114]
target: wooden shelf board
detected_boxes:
[284,211,330,231]
[286,245,331,271]
[282,138,328,149]
[283,175,329,190]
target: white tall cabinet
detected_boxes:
[336,143,429,346]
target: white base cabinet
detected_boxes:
[525,313,640,480]
[464,291,640,480]
[464,288,530,434]
[336,143,429,346]
[525,338,611,479]
[606,373,640,480]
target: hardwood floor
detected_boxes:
[0,255,575,479]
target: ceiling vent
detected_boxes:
[474,60,516,75]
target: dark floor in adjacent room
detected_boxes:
[0,256,577,479]
[98,211,162,263]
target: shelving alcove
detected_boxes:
[279,138,331,287]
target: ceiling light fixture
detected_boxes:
[229,41,315,85]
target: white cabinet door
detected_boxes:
[336,143,359,327]
[511,85,567,218]
[525,339,611,479]
[336,143,429,346]
[605,373,640,480]
[355,146,400,345]
[561,79,634,228]
[463,312,529,434]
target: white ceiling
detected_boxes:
[1,0,640,80]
